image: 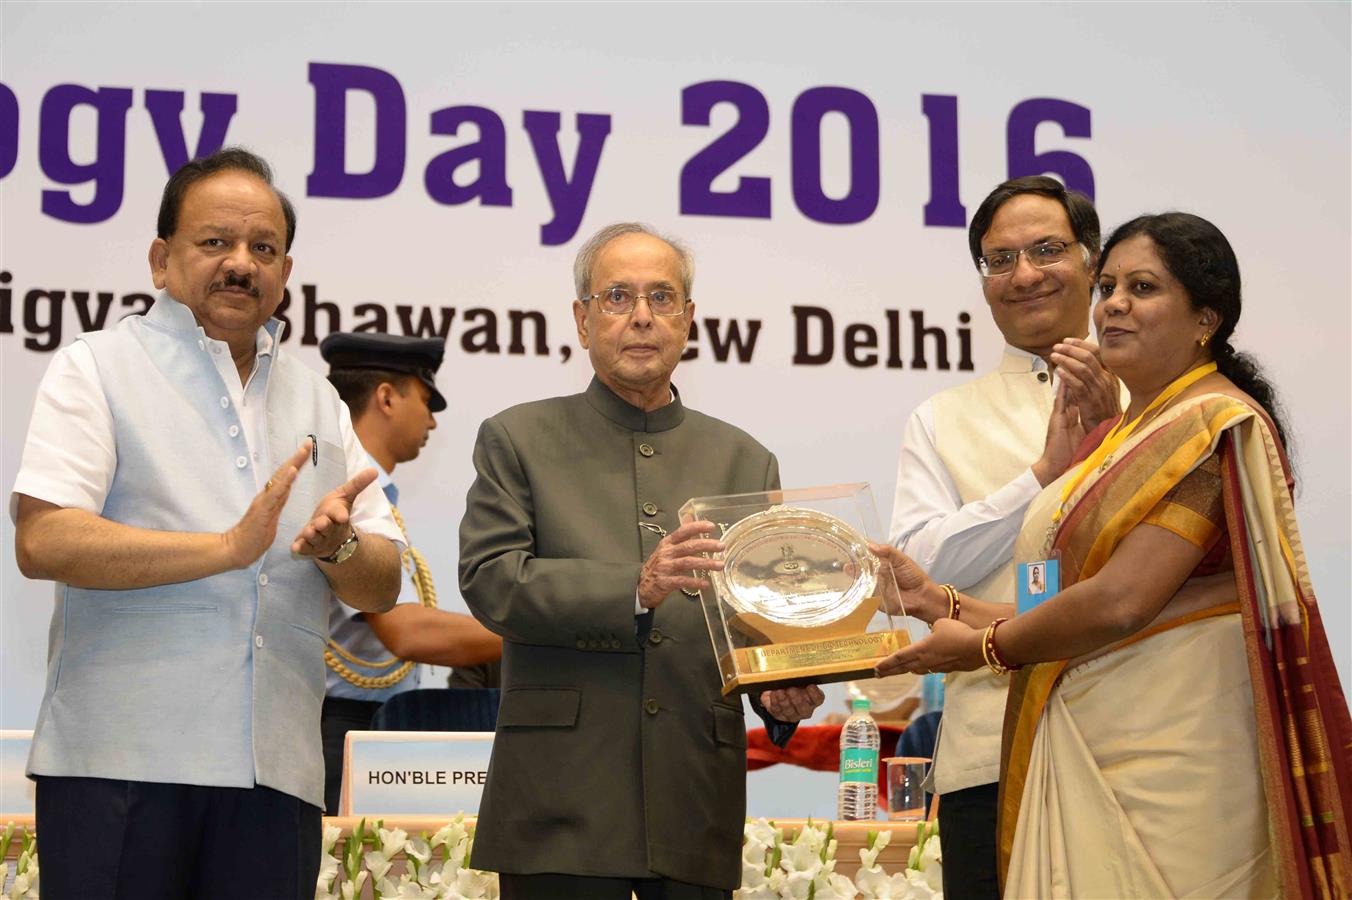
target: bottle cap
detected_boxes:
[851,697,871,712]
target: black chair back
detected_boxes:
[369,688,501,732]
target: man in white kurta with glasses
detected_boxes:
[888,176,1120,899]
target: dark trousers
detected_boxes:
[501,873,731,900]
[938,781,1000,900]
[320,695,382,814]
[35,775,321,900]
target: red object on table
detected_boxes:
[747,722,906,799]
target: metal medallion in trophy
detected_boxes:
[679,483,918,696]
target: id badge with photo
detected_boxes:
[1016,553,1060,615]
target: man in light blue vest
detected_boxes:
[10,148,403,899]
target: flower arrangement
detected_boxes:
[0,822,38,900]
[735,818,943,900]
[1,814,941,900]
[316,814,499,900]
[855,820,943,899]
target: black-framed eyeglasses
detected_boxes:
[581,287,689,317]
[977,240,1080,278]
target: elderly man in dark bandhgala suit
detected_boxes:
[459,223,824,900]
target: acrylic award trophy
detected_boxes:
[679,483,917,696]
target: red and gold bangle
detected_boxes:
[983,617,1021,675]
[940,583,961,620]
[980,623,998,673]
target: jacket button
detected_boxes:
[639,443,655,458]
[576,640,587,649]
[644,699,660,715]
[609,639,622,649]
[642,502,658,516]
[1037,371,1049,383]
[254,634,264,649]
[649,628,664,645]
[588,639,601,649]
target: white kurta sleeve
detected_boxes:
[888,399,1042,589]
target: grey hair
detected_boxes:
[572,222,695,301]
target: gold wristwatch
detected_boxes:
[319,528,360,565]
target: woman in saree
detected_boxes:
[874,212,1351,898]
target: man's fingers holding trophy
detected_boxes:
[760,684,827,723]
[638,519,725,610]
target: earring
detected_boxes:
[1199,331,1212,348]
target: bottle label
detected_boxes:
[839,747,877,783]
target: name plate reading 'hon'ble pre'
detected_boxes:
[0,731,35,816]
[342,731,494,816]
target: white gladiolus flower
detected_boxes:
[860,829,892,868]
[446,836,471,870]
[780,838,821,872]
[431,819,469,850]
[316,852,340,895]
[919,859,942,893]
[900,868,939,899]
[793,824,828,855]
[322,824,343,855]
[746,818,780,848]
[391,877,435,899]
[782,869,820,899]
[449,868,496,899]
[406,836,432,867]
[741,861,769,890]
[378,826,409,860]
[857,866,914,899]
[821,871,859,899]
[428,857,459,889]
[364,849,394,885]
[340,869,368,900]
[919,833,942,869]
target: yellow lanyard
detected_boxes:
[1053,361,1217,523]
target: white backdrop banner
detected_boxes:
[2,3,1348,736]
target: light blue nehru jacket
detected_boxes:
[26,294,349,808]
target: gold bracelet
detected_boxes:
[980,622,998,673]
[941,583,961,620]
[983,617,1021,675]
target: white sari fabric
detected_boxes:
[1004,612,1277,899]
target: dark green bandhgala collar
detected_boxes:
[584,376,686,434]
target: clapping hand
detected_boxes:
[291,466,379,559]
[1050,338,1121,433]
[221,441,313,568]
